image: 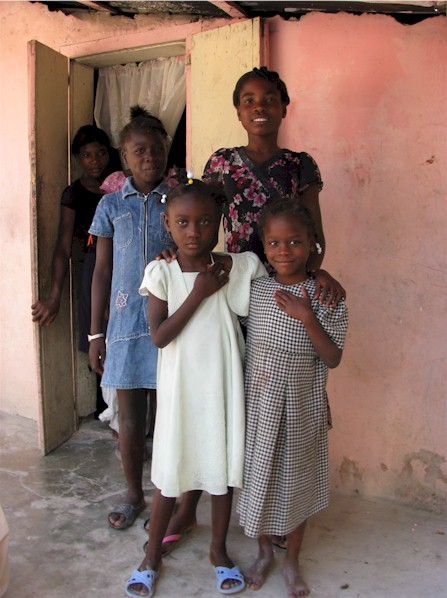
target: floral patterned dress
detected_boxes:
[203,147,323,263]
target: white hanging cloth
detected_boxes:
[94,56,186,148]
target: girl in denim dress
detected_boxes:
[89,110,172,530]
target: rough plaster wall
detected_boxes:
[0,2,40,418]
[269,13,447,510]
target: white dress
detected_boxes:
[139,252,266,498]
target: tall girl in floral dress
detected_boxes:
[202,66,344,304]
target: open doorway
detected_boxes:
[31,20,263,453]
[30,41,186,453]
[70,53,186,417]
[71,50,187,425]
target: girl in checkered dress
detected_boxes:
[238,198,348,598]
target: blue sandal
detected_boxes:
[108,500,146,530]
[125,568,158,598]
[214,565,245,595]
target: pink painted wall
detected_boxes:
[269,13,447,509]
[0,2,445,508]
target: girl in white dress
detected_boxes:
[126,178,266,598]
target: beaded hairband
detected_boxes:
[160,170,194,203]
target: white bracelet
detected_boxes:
[87,333,105,342]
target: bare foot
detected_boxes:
[246,551,274,590]
[283,561,309,598]
[270,534,288,549]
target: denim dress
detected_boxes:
[89,177,171,389]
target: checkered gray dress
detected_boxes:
[237,276,348,538]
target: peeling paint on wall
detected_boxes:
[397,449,447,512]
[339,457,364,494]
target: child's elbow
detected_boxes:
[150,331,168,349]
[326,349,343,369]
[150,334,164,349]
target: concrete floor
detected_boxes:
[0,412,445,598]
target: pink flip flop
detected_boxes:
[143,524,195,556]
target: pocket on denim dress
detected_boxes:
[114,212,133,247]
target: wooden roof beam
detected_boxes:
[74,1,132,17]
[207,1,248,17]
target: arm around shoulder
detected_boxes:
[300,184,325,269]
[300,185,346,305]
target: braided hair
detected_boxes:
[232,66,290,107]
[119,104,168,146]
[165,173,226,214]
[258,197,317,242]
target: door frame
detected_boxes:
[30,19,265,453]
[30,40,189,453]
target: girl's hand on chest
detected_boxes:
[274,287,313,324]
[193,262,229,299]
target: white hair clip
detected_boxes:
[315,242,323,255]
[186,170,194,185]
[160,194,167,204]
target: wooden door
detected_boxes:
[190,17,267,171]
[29,40,75,454]
[189,17,267,248]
